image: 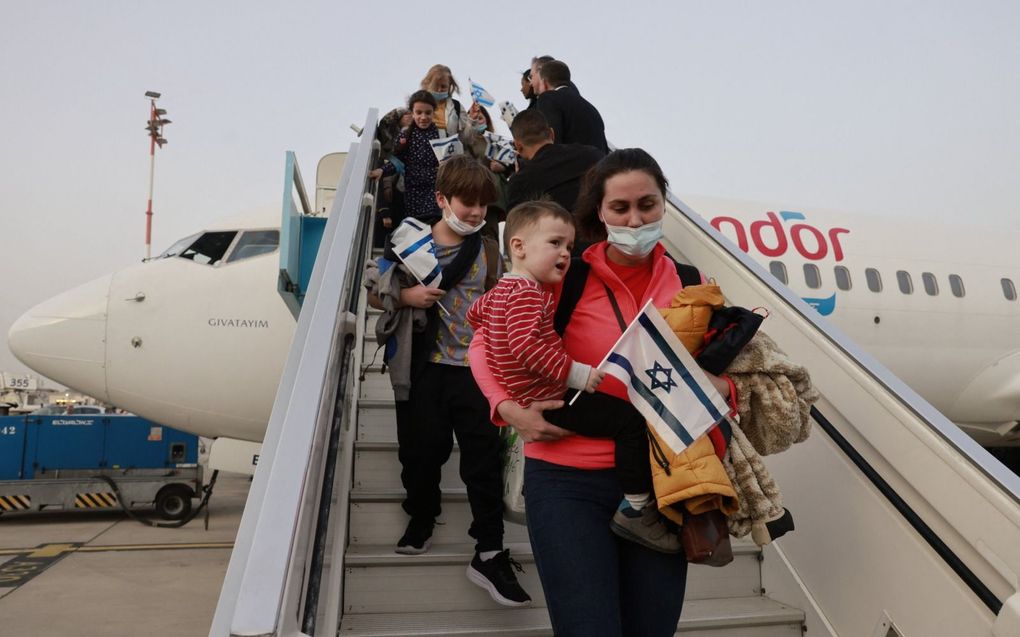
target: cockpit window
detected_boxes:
[159,233,200,259]
[177,231,238,266]
[226,230,280,263]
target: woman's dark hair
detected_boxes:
[407,90,438,111]
[574,148,669,242]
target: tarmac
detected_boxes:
[0,472,251,636]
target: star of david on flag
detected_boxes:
[469,78,496,107]
[430,134,464,163]
[597,300,730,453]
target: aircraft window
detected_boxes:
[226,230,280,263]
[803,264,821,289]
[949,274,965,298]
[159,233,200,259]
[834,266,851,291]
[178,231,238,266]
[769,261,788,284]
[865,268,882,292]
[1002,278,1017,301]
[922,272,939,296]
[896,271,914,295]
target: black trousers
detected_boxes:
[394,363,504,553]
[543,391,652,496]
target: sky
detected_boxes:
[2,1,1018,377]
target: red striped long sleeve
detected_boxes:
[467,276,574,407]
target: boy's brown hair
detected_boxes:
[504,199,574,256]
[436,155,499,206]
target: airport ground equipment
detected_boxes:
[0,413,201,520]
[213,109,1020,636]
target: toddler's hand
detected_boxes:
[585,368,606,393]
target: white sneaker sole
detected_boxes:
[466,564,532,607]
[394,538,431,555]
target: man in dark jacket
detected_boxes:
[534,60,609,154]
[506,110,604,221]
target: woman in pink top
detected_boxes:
[469,148,731,636]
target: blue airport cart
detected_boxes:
[0,414,202,520]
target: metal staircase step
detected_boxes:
[344,542,545,613]
[343,537,763,614]
[358,400,398,441]
[349,488,527,546]
[354,441,463,490]
[339,596,804,636]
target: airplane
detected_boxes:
[7,186,1020,451]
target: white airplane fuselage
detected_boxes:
[8,197,1020,446]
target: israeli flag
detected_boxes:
[390,218,442,288]
[483,131,517,165]
[469,79,496,107]
[430,134,463,162]
[600,300,730,453]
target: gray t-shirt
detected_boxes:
[430,240,493,366]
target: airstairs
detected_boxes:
[211,110,1020,637]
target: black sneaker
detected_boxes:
[395,518,433,555]
[466,549,532,607]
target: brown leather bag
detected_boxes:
[680,509,734,567]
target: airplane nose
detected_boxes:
[8,274,111,402]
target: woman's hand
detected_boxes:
[368,168,383,180]
[399,284,446,309]
[489,160,506,173]
[497,399,573,442]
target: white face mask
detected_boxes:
[443,206,486,236]
[603,218,663,257]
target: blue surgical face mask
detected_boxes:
[430,91,449,101]
[443,206,486,236]
[474,122,487,133]
[603,219,663,258]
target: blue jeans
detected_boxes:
[524,458,688,636]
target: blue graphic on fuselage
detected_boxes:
[802,293,836,316]
[779,210,806,222]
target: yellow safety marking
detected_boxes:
[0,495,30,511]
[73,492,115,508]
[0,542,234,556]
[28,544,78,558]
[77,542,234,552]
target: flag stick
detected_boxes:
[393,251,450,315]
[567,300,656,406]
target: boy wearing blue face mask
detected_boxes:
[365,155,532,607]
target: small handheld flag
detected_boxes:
[469,79,496,107]
[430,134,463,163]
[574,300,729,453]
[483,131,517,165]
[389,218,449,314]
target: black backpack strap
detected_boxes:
[554,258,589,336]
[481,236,499,291]
[674,261,701,287]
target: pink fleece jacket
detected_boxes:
[468,241,686,469]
